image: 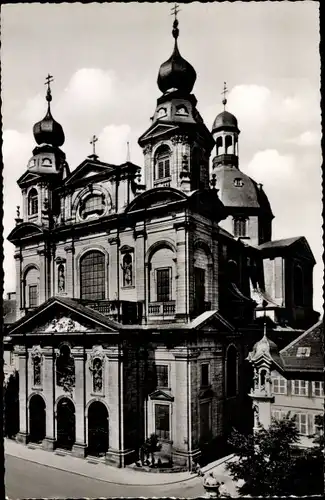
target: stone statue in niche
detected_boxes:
[122,253,133,287]
[58,264,65,293]
[92,358,103,393]
[33,355,41,386]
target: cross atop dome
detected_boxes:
[221,81,228,110]
[45,74,54,103]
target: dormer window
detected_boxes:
[157,107,167,118]
[176,105,188,115]
[154,145,171,181]
[28,188,38,216]
[42,157,52,167]
[234,178,244,187]
[81,194,105,219]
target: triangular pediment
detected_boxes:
[17,170,42,186]
[191,310,236,333]
[149,389,174,402]
[291,237,315,263]
[9,296,121,337]
[139,123,179,143]
[65,159,115,186]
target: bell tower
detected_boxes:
[19,74,69,228]
[138,6,214,193]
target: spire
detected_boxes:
[33,74,65,147]
[221,81,228,111]
[157,4,196,95]
[126,141,131,162]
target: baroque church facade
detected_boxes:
[7,16,318,468]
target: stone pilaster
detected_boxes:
[64,245,75,297]
[108,234,120,301]
[42,348,55,450]
[134,228,146,304]
[211,230,219,310]
[14,252,23,318]
[174,222,188,320]
[72,349,86,457]
[16,347,28,443]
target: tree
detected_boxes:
[226,414,323,496]
[3,370,19,438]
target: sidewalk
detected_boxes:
[4,439,233,487]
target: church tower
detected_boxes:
[211,86,273,246]
[138,10,215,193]
[8,76,69,317]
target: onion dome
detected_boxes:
[33,82,65,147]
[157,18,196,95]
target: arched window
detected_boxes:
[234,217,247,237]
[56,344,75,391]
[28,189,38,216]
[225,135,232,154]
[228,260,239,285]
[33,355,42,386]
[80,251,105,300]
[293,264,304,306]
[122,253,133,287]
[226,345,238,398]
[175,105,188,115]
[259,369,266,390]
[92,358,103,393]
[216,136,223,156]
[155,145,171,180]
[81,194,105,219]
[42,157,52,167]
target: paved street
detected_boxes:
[5,455,207,499]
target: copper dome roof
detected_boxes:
[212,110,238,132]
[157,18,196,95]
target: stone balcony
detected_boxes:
[81,300,143,325]
[148,301,176,318]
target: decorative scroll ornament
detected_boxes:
[171,134,189,145]
[89,345,105,393]
[56,344,75,394]
[143,144,153,155]
[30,345,43,361]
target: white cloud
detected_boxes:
[245,149,296,186]
[286,130,320,147]
[98,124,131,164]
[228,84,273,127]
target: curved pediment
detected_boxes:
[126,187,188,213]
[7,222,47,243]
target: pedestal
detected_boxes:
[105,448,136,468]
[42,437,55,451]
[16,431,28,445]
[72,442,87,458]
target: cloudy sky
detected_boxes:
[2,2,322,312]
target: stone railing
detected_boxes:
[148,301,176,317]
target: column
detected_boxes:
[42,348,55,450]
[174,222,187,320]
[14,252,23,319]
[134,227,147,319]
[105,348,123,466]
[108,234,119,301]
[37,248,47,303]
[16,347,28,444]
[211,229,219,310]
[64,244,75,297]
[72,348,87,457]
[172,348,190,467]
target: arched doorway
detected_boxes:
[56,398,75,450]
[87,401,109,457]
[29,394,46,443]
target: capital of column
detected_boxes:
[108,236,120,246]
[134,229,147,240]
[64,245,75,254]
[173,221,196,232]
[14,253,23,261]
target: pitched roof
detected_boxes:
[258,236,302,250]
[280,320,324,373]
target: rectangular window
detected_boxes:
[314,414,323,435]
[272,410,287,421]
[200,401,211,440]
[234,218,247,237]
[155,404,170,440]
[156,365,169,388]
[201,363,210,387]
[156,268,171,302]
[29,285,38,308]
[292,380,308,396]
[295,413,308,435]
[272,376,287,395]
[312,381,324,397]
